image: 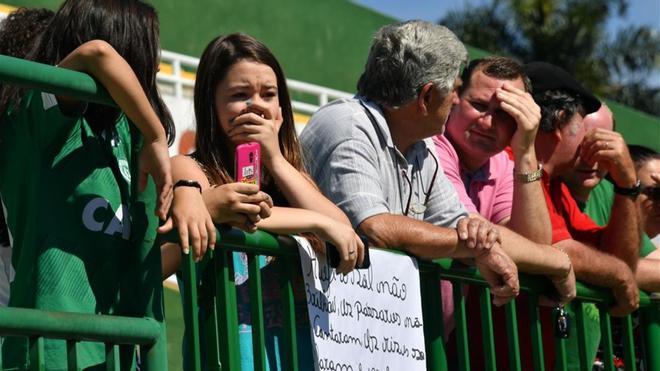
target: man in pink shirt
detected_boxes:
[435,56,578,369]
[436,56,549,241]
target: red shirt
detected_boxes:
[453,172,605,370]
[542,173,604,246]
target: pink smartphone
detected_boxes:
[235,142,261,188]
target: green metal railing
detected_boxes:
[0,54,167,370]
[0,308,166,370]
[166,227,660,371]
[1,53,659,370]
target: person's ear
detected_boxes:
[417,82,435,115]
[552,110,567,142]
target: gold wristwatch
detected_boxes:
[514,163,543,183]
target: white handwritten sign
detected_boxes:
[296,237,426,371]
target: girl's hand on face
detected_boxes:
[205,183,273,232]
[158,187,216,262]
[139,136,173,220]
[313,216,365,275]
[228,108,284,167]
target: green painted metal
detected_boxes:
[29,336,45,371]
[527,294,545,371]
[248,254,267,371]
[105,344,120,371]
[66,340,82,371]
[215,249,241,371]
[0,307,161,344]
[573,302,590,370]
[0,54,114,106]
[621,315,637,371]
[554,336,567,371]
[453,283,470,371]
[160,228,660,371]
[640,306,660,371]
[504,302,522,371]
[141,317,170,371]
[599,307,614,371]
[0,54,165,371]
[182,252,202,371]
[420,269,447,371]
[279,257,299,371]
[478,287,497,371]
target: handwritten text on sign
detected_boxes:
[296,237,426,371]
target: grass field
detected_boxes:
[164,286,184,370]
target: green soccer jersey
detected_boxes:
[0,91,163,370]
[583,179,657,257]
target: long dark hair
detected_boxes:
[193,33,302,203]
[0,0,174,143]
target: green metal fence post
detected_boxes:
[504,302,522,371]
[573,302,590,370]
[598,307,614,371]
[181,252,202,371]
[528,294,545,371]
[67,340,82,371]
[105,344,120,371]
[248,254,267,371]
[622,315,637,371]
[140,321,169,371]
[640,305,660,371]
[420,269,447,371]
[479,287,497,371]
[279,256,299,371]
[215,249,241,371]
[29,337,45,371]
[453,283,470,371]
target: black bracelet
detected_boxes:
[173,179,202,193]
[613,179,641,197]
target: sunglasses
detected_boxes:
[641,186,660,201]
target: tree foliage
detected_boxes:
[440,0,660,116]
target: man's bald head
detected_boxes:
[583,103,614,132]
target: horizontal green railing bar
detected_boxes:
[0,307,161,344]
[162,227,659,308]
[161,227,299,258]
[424,259,656,307]
[0,54,114,106]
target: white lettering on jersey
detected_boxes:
[41,93,58,110]
[81,197,130,240]
[104,204,130,240]
[118,159,131,183]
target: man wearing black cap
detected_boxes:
[526,61,641,317]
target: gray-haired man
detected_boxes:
[300,21,520,308]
